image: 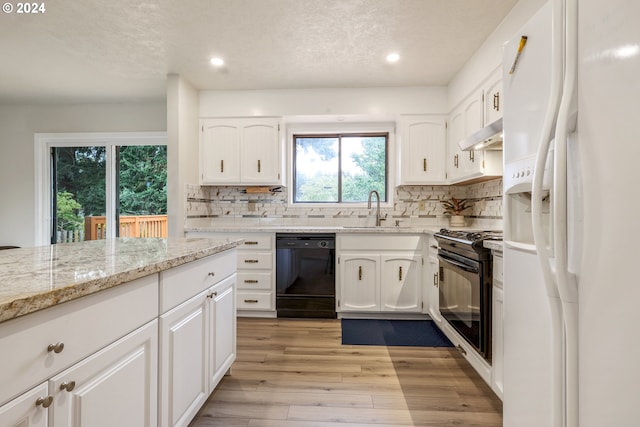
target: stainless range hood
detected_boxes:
[458,117,503,151]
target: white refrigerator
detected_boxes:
[502,0,640,426]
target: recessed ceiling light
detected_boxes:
[386,53,400,63]
[210,57,225,67]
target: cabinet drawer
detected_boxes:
[237,291,273,310]
[0,274,158,406]
[160,250,237,313]
[236,234,272,250]
[237,272,273,290]
[237,252,272,270]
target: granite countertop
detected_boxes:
[0,237,242,323]
[185,224,445,234]
[484,239,504,251]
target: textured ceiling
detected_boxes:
[0,0,518,103]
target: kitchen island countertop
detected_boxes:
[0,237,242,323]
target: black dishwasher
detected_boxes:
[276,233,336,318]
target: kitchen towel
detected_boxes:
[341,319,453,347]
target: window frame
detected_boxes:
[34,132,167,246]
[286,122,396,208]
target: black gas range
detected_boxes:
[434,229,503,260]
[433,228,502,361]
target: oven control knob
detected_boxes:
[319,240,328,248]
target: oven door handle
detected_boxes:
[439,256,479,274]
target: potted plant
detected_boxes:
[441,196,472,227]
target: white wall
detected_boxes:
[448,0,547,111]
[199,86,448,118]
[0,102,166,247]
[166,75,199,238]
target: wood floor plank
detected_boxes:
[189,318,502,427]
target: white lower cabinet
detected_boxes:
[50,320,158,427]
[159,274,236,427]
[380,255,421,312]
[423,235,443,325]
[491,251,504,399]
[337,234,423,314]
[160,291,209,427]
[340,255,379,311]
[0,249,239,427]
[0,382,49,427]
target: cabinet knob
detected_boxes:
[207,291,218,299]
[47,342,65,354]
[207,272,216,277]
[35,396,53,408]
[60,381,76,392]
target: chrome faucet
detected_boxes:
[367,190,384,226]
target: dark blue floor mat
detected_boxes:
[341,319,453,347]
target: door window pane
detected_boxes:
[118,145,167,238]
[53,146,106,243]
[51,144,167,243]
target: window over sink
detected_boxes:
[292,132,388,204]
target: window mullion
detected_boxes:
[105,145,118,239]
[337,135,342,203]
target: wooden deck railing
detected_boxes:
[84,215,168,240]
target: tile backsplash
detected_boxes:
[185,178,503,229]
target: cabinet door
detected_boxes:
[460,89,485,176]
[50,320,158,427]
[483,68,503,126]
[447,107,465,182]
[492,285,504,399]
[200,119,241,184]
[380,255,422,312]
[399,115,446,184]
[160,292,209,427]
[208,276,237,391]
[427,259,443,324]
[339,255,379,312]
[241,119,281,184]
[0,382,49,427]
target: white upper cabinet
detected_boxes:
[483,67,503,126]
[447,80,503,184]
[200,118,281,185]
[398,115,447,185]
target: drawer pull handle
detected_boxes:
[36,396,53,408]
[207,291,218,299]
[244,259,259,263]
[244,279,259,283]
[433,272,439,287]
[47,342,64,354]
[207,272,216,277]
[244,241,259,245]
[60,381,76,392]
[244,299,259,303]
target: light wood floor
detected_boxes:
[189,318,503,427]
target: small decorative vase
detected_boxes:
[450,215,465,227]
